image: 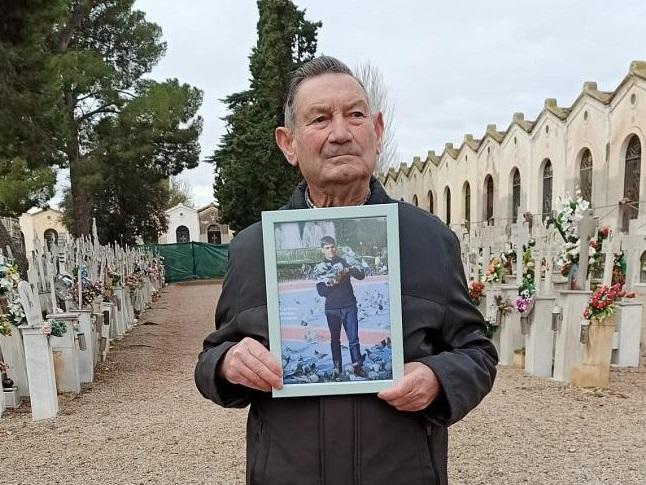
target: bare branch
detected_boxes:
[355,62,399,174]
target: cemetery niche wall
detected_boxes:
[379,60,646,389]
[0,220,164,421]
[459,193,642,389]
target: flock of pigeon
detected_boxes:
[282,337,394,384]
[278,248,393,385]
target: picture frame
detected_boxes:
[261,203,404,398]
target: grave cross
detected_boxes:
[533,224,547,294]
[480,226,494,271]
[574,209,598,291]
[511,222,530,283]
[601,229,621,287]
[460,230,471,280]
[623,217,646,290]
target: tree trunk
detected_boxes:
[0,222,28,279]
[65,92,90,237]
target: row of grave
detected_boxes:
[461,210,644,387]
[0,224,164,420]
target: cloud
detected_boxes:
[50,0,646,210]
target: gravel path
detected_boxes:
[1,281,645,484]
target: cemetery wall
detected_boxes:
[381,61,646,231]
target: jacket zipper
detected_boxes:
[319,399,326,485]
[353,396,360,485]
[426,422,439,485]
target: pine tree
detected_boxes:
[212,0,321,232]
[0,0,67,216]
[52,0,169,236]
[60,79,203,245]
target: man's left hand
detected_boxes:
[377,362,441,412]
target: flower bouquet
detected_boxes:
[483,256,505,284]
[468,280,485,306]
[515,239,536,314]
[0,314,12,336]
[493,294,514,326]
[583,283,634,323]
[42,320,67,338]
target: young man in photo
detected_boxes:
[315,235,366,377]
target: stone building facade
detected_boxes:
[18,208,68,256]
[158,203,232,245]
[381,61,646,235]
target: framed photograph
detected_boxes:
[261,203,403,398]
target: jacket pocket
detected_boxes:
[250,420,270,485]
[423,422,439,485]
[359,399,438,485]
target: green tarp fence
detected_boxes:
[151,242,229,283]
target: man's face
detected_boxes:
[276,73,384,189]
[322,243,337,260]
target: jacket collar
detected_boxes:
[285,176,393,210]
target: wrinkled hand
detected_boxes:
[218,337,283,392]
[377,362,441,412]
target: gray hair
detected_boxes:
[283,55,369,128]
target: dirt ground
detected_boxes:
[1,281,645,484]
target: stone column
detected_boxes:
[76,310,95,384]
[553,290,590,382]
[20,327,58,421]
[0,332,30,399]
[48,318,81,394]
[571,316,616,389]
[486,284,523,366]
[613,300,643,367]
[525,295,556,378]
[0,380,5,417]
[113,286,128,333]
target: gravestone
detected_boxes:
[47,314,81,394]
[511,222,530,285]
[17,281,58,421]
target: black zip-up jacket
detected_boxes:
[195,178,498,485]
[316,256,365,310]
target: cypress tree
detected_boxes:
[212,0,321,232]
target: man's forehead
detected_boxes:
[296,73,368,111]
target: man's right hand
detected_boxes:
[218,337,283,392]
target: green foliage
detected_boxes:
[61,79,203,245]
[53,0,169,235]
[212,0,321,232]
[0,0,68,216]
[0,158,56,216]
[50,320,68,338]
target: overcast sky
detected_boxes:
[55,0,646,208]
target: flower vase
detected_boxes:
[2,373,13,389]
[571,315,615,389]
[512,348,525,369]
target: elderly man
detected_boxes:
[195,56,497,485]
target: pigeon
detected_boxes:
[314,350,328,360]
